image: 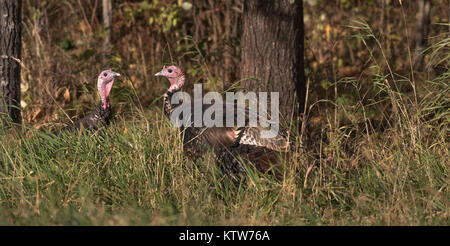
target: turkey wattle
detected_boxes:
[154,65,292,178]
[57,69,120,133]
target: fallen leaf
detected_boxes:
[20,100,27,108]
[309,116,323,127]
[33,124,43,130]
[338,66,359,77]
[325,24,331,41]
[63,88,71,103]
[32,108,43,121]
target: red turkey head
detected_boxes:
[154,65,185,92]
[97,69,120,109]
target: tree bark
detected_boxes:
[413,0,431,71]
[102,0,112,67]
[240,0,305,121]
[0,0,22,126]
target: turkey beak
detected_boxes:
[155,65,166,77]
[113,72,121,77]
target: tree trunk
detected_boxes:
[0,0,22,126]
[240,0,305,121]
[413,0,431,71]
[102,0,112,67]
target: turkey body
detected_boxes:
[57,101,112,133]
[156,66,292,180]
[178,101,292,179]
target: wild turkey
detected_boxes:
[55,69,120,133]
[155,65,292,179]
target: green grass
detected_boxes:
[0,96,448,225]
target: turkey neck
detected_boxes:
[163,75,184,118]
[98,84,110,110]
[97,99,111,114]
[163,87,181,118]
[90,98,112,122]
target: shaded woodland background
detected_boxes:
[21,0,448,127]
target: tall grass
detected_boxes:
[0,63,448,225]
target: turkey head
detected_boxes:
[97,69,120,109]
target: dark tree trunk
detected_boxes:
[240,0,305,121]
[413,0,431,71]
[0,0,22,126]
[102,0,112,67]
